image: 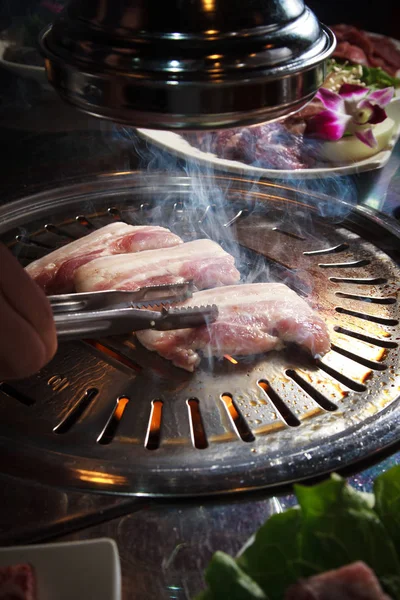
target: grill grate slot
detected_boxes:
[97,396,130,445]
[15,235,55,250]
[331,344,387,371]
[285,371,338,412]
[272,228,306,241]
[257,380,300,427]
[0,383,35,407]
[187,398,208,449]
[76,215,97,230]
[319,259,370,269]
[44,223,78,240]
[330,277,387,284]
[335,293,397,305]
[333,327,398,349]
[303,243,349,256]
[145,399,163,450]
[316,361,367,392]
[335,307,399,326]
[54,388,98,434]
[221,394,255,442]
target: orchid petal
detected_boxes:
[316,88,345,113]
[367,87,395,107]
[356,100,387,125]
[338,83,369,103]
[354,128,378,148]
[305,110,352,141]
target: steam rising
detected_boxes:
[109,124,357,296]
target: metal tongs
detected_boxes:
[48,282,218,341]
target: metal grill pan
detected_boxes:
[0,172,398,496]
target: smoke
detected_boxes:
[104,122,357,295]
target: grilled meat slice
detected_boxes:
[136,283,330,371]
[74,239,241,293]
[26,222,182,294]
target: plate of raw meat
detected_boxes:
[137,28,400,179]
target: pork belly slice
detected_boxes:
[136,283,331,372]
[74,239,240,293]
[26,222,182,294]
[284,561,392,600]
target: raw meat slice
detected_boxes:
[26,222,182,294]
[74,239,241,293]
[284,561,391,600]
[136,283,331,371]
[334,41,369,66]
[0,563,37,600]
[331,24,400,76]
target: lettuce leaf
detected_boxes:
[237,508,303,599]
[295,475,400,598]
[374,465,400,557]
[195,466,400,599]
[204,552,268,600]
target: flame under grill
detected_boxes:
[0,173,399,496]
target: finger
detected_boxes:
[0,243,57,364]
[0,290,49,380]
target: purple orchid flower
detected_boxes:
[305,84,394,148]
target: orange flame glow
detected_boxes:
[224,354,238,364]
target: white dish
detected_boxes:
[0,538,121,600]
[137,98,400,179]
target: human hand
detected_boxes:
[0,243,57,380]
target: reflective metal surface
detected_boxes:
[39,0,335,129]
[0,172,398,496]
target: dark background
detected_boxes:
[1,0,399,35]
[0,0,399,204]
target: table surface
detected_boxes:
[0,64,399,600]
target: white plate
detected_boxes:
[137,98,400,179]
[0,40,50,88]
[0,538,121,600]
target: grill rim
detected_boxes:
[0,399,398,497]
[0,170,399,497]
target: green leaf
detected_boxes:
[374,465,400,557]
[204,552,268,600]
[295,475,400,598]
[237,508,303,599]
[194,469,400,600]
[361,65,400,88]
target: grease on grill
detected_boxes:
[286,370,338,412]
[257,380,300,427]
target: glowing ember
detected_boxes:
[224,354,238,364]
